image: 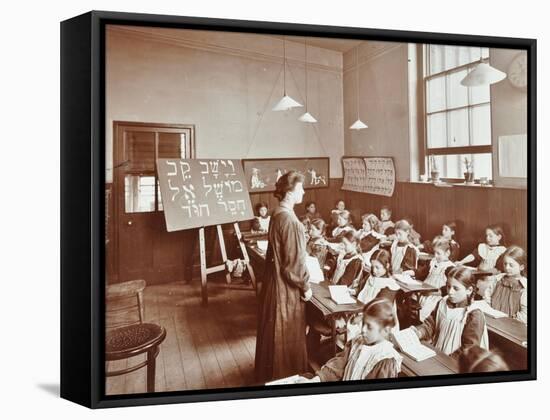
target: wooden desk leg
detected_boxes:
[233,222,257,293]
[199,228,208,306]
[146,348,157,393]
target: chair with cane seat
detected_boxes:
[105,280,166,392]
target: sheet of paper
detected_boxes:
[328,285,356,305]
[305,255,324,284]
[470,300,508,318]
[256,240,268,252]
[265,374,302,385]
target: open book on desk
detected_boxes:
[392,327,436,362]
[328,285,356,305]
[393,273,421,286]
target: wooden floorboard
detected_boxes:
[105,279,257,395]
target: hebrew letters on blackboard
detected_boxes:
[157,158,254,232]
[341,156,396,197]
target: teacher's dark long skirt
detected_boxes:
[254,206,311,383]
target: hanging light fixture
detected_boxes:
[273,36,303,111]
[350,45,368,130]
[460,47,506,87]
[298,38,317,123]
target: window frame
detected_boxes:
[423,45,494,183]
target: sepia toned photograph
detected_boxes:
[101,19,532,399]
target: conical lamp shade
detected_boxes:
[349,119,368,130]
[298,111,317,123]
[460,62,506,87]
[272,95,303,111]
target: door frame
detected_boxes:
[110,121,196,283]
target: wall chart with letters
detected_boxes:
[341,156,396,197]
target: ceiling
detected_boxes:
[275,35,362,53]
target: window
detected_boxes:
[424,45,493,182]
[123,129,193,213]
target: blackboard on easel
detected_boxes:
[157,158,256,304]
[157,158,254,231]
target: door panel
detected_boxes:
[112,122,196,285]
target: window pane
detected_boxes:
[443,46,459,71]
[472,153,492,180]
[457,47,473,66]
[427,75,446,112]
[447,109,469,147]
[427,113,447,148]
[428,153,492,180]
[125,175,156,213]
[158,132,187,159]
[445,154,463,178]
[469,78,490,104]
[470,104,491,146]
[429,45,444,75]
[125,131,155,172]
[447,70,469,108]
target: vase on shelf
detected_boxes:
[431,170,440,183]
[464,172,474,184]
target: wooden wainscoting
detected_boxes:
[343,182,527,258]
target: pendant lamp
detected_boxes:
[273,37,303,111]
[298,38,317,123]
[350,45,368,130]
[460,47,506,87]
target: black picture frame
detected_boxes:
[60,10,537,409]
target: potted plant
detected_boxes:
[463,157,474,183]
[430,155,440,182]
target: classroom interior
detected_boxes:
[104,25,528,395]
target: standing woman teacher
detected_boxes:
[255,171,313,383]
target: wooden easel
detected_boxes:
[198,222,257,305]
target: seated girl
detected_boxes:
[478,245,527,324]
[417,238,456,321]
[299,299,402,382]
[421,221,461,262]
[332,230,364,292]
[390,220,418,276]
[349,249,400,338]
[356,249,400,305]
[303,201,322,222]
[378,205,395,235]
[459,345,509,373]
[331,210,355,239]
[357,214,386,265]
[330,199,349,233]
[306,218,331,275]
[403,217,422,247]
[457,224,506,273]
[251,202,270,233]
[411,266,489,357]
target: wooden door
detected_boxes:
[111,122,197,285]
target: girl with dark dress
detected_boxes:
[255,171,313,383]
[298,299,402,383]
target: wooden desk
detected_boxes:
[309,283,364,356]
[398,343,459,377]
[485,316,528,370]
[395,279,438,295]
